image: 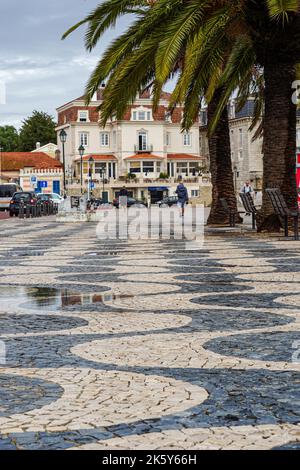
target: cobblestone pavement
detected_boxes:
[0,216,300,449]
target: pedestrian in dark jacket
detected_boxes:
[175,182,189,217]
[119,186,129,209]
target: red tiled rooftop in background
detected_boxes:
[167,154,204,161]
[1,153,63,171]
[124,154,164,160]
[139,90,171,100]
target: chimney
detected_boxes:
[36,142,41,150]
[55,149,61,162]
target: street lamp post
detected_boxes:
[88,157,94,201]
[78,145,85,194]
[233,166,238,195]
[59,129,67,196]
[99,167,106,202]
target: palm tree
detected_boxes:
[63,0,300,231]
[63,0,242,225]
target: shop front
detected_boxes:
[148,186,169,204]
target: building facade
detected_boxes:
[200,98,264,195]
[56,88,211,204]
[31,142,59,159]
[1,152,63,193]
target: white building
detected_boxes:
[56,88,211,204]
[31,142,58,159]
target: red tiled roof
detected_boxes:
[167,154,203,161]
[76,88,105,102]
[1,152,63,171]
[124,154,164,160]
[76,154,117,162]
[139,90,171,100]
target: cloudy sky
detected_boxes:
[0,0,131,129]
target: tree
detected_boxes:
[19,111,57,152]
[63,0,300,230]
[207,89,238,225]
[0,125,20,152]
[63,0,241,224]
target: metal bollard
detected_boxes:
[37,202,41,217]
[25,204,31,218]
[19,200,25,219]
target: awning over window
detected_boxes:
[148,187,169,191]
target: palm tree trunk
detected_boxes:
[207,88,239,225]
[257,63,297,231]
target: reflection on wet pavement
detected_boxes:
[0,286,134,311]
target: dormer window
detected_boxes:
[165,111,172,122]
[132,108,152,121]
[78,111,89,122]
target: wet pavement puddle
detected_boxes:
[0,286,134,312]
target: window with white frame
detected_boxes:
[143,161,154,173]
[100,132,110,147]
[79,132,89,147]
[191,190,199,197]
[189,162,200,175]
[132,108,152,121]
[183,132,191,146]
[138,131,147,151]
[78,111,89,122]
[95,162,106,174]
[130,162,141,173]
[177,162,188,175]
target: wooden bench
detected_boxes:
[239,192,257,230]
[266,188,299,240]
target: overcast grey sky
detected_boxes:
[0,0,130,129]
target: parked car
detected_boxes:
[157,196,179,208]
[37,193,64,204]
[113,197,147,209]
[37,194,52,211]
[9,192,38,217]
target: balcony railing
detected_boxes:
[134,144,153,153]
[67,174,211,189]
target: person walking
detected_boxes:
[175,180,189,217]
[119,186,129,210]
[240,181,254,195]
